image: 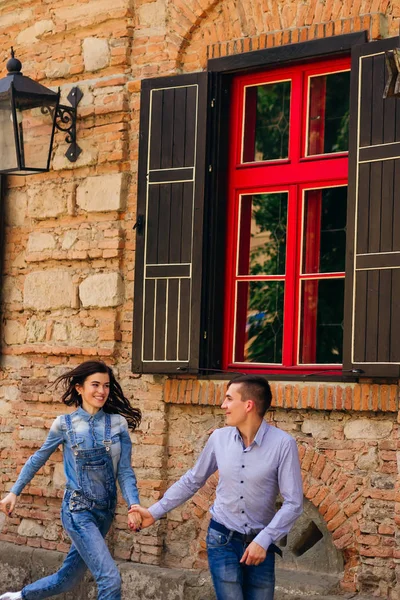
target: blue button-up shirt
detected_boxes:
[149,420,303,550]
[11,407,139,507]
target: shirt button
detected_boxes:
[242,465,245,468]
[241,510,244,513]
[245,523,248,526]
[240,496,243,499]
[241,480,244,483]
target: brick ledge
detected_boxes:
[164,379,398,411]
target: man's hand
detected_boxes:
[0,492,17,516]
[128,508,142,532]
[240,541,267,566]
[128,505,155,531]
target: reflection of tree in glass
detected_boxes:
[319,187,347,273]
[325,72,350,153]
[247,281,284,363]
[249,193,287,275]
[303,187,346,363]
[315,279,344,363]
[330,108,349,154]
[255,82,291,161]
[246,194,286,363]
[244,190,346,364]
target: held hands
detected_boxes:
[240,541,267,566]
[128,504,155,532]
[0,492,17,517]
[128,508,142,532]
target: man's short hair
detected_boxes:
[227,375,272,417]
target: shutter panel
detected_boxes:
[344,37,400,377]
[132,73,208,374]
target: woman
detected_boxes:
[0,360,142,600]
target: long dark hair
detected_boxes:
[54,361,141,431]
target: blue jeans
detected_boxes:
[207,525,275,600]
[21,499,120,600]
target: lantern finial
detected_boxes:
[6,48,22,75]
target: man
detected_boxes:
[129,375,303,600]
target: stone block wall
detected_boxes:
[0,0,399,598]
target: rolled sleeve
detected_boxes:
[117,417,140,507]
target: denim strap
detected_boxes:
[103,413,112,451]
[65,414,79,452]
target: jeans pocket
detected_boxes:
[206,527,230,548]
[81,462,109,501]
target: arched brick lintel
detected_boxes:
[299,442,361,591]
[167,0,389,72]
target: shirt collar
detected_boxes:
[253,419,269,445]
[76,406,104,421]
[234,419,269,447]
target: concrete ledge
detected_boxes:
[0,543,376,600]
[0,542,214,600]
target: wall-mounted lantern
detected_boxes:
[0,49,83,175]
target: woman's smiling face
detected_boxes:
[75,372,110,414]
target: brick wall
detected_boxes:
[0,0,399,598]
[160,382,400,596]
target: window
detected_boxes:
[224,59,350,373]
[133,33,400,379]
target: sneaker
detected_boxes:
[0,593,22,600]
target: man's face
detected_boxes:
[221,383,250,427]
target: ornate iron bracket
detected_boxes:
[383,26,400,99]
[55,87,83,162]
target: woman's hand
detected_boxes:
[128,507,142,532]
[0,492,17,516]
[128,505,155,531]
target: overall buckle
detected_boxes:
[103,439,112,451]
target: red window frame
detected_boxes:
[223,56,350,374]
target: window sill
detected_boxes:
[195,370,359,383]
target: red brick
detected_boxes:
[378,523,395,535]
[327,512,347,532]
[344,496,365,517]
[360,546,393,558]
[313,487,330,507]
[356,534,380,546]
[301,448,315,471]
[325,502,340,522]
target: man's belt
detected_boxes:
[209,518,283,556]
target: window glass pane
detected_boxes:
[235,281,284,363]
[238,193,287,276]
[299,278,344,364]
[302,187,347,274]
[307,71,350,155]
[243,81,291,162]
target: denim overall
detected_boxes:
[21,413,121,600]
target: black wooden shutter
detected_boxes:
[344,37,400,377]
[132,73,208,374]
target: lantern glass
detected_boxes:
[12,94,58,174]
[0,89,59,174]
[0,97,17,172]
